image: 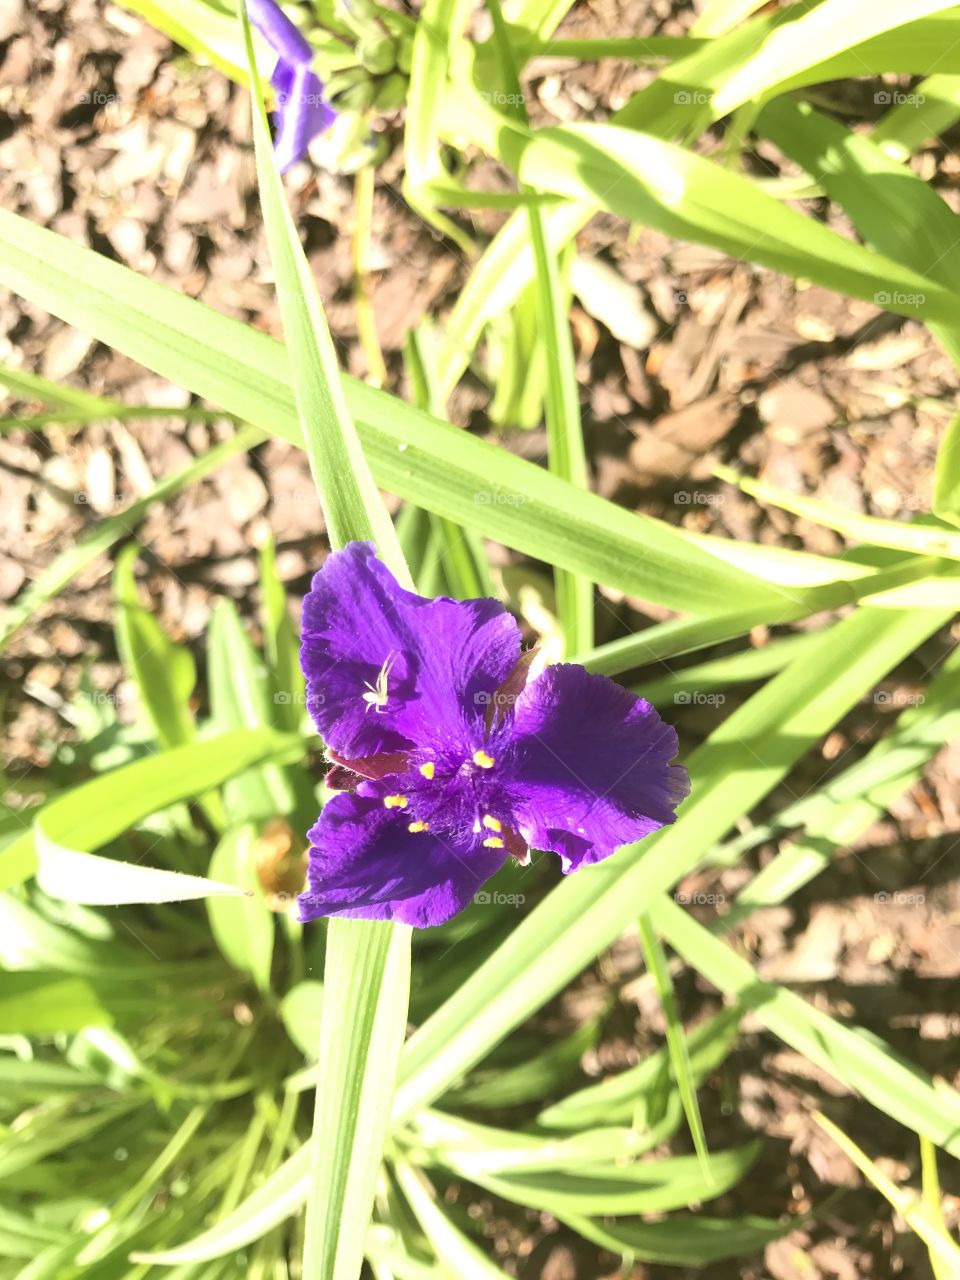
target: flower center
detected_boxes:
[396,743,509,845]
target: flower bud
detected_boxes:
[335,79,376,113]
[397,39,414,75]
[359,34,396,75]
[373,72,408,112]
[255,817,307,908]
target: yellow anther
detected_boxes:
[473,750,495,769]
[383,794,408,810]
[418,762,435,780]
[482,836,504,849]
[407,820,430,833]
[482,815,502,832]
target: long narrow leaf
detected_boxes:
[0,208,784,617]
[812,1113,960,1272]
[488,0,592,655]
[637,915,711,1172]
[715,464,960,560]
[935,414,960,528]
[26,730,300,904]
[242,17,401,570]
[394,606,947,1119]
[393,1161,511,1280]
[651,896,960,1158]
[565,1209,797,1267]
[2,729,298,891]
[114,544,197,750]
[240,12,411,1278]
[710,0,959,117]
[131,1146,310,1264]
[758,97,960,367]
[34,840,247,907]
[513,124,960,328]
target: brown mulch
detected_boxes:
[3,1,960,1276]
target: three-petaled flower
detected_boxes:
[298,543,689,927]
[247,0,336,173]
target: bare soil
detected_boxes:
[3,1,960,1275]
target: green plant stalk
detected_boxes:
[218,1105,268,1215]
[525,35,701,59]
[920,1136,954,1280]
[403,326,494,601]
[637,915,711,1174]
[813,1112,960,1272]
[240,10,412,1279]
[0,357,126,412]
[353,165,389,388]
[0,404,245,434]
[0,205,840,617]
[403,0,476,255]
[487,0,592,656]
[651,895,960,1158]
[394,605,945,1119]
[716,464,960,561]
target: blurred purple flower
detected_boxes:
[247,0,336,172]
[298,543,689,928]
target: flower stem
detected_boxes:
[353,164,388,388]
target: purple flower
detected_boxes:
[247,0,336,173]
[298,543,689,928]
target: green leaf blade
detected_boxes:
[239,12,413,1280]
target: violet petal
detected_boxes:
[505,663,689,871]
[300,541,522,759]
[298,784,508,927]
